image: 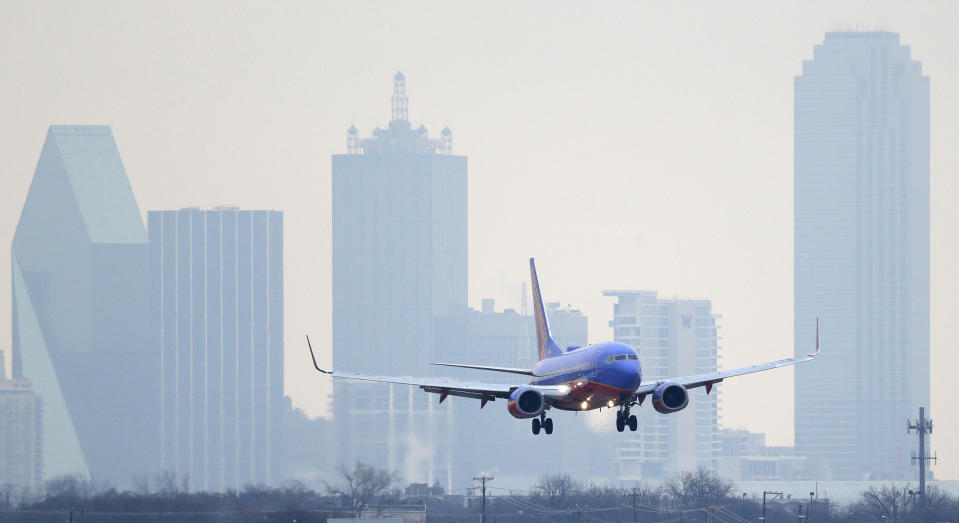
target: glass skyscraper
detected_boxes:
[11,125,156,485]
[332,73,467,486]
[794,32,930,480]
[148,208,284,491]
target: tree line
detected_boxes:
[2,465,958,522]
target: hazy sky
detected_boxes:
[2,1,957,480]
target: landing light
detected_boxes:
[607,400,615,408]
[580,401,589,410]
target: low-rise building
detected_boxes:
[0,350,43,491]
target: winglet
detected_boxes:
[306,334,333,374]
[529,258,563,360]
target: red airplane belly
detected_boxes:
[550,380,624,411]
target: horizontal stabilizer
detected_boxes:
[431,362,534,376]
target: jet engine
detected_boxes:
[507,387,546,419]
[652,382,688,414]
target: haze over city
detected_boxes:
[1,0,958,500]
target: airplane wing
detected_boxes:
[306,336,569,404]
[634,318,823,396]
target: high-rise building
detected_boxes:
[148,207,284,490]
[0,350,42,491]
[332,73,467,486]
[12,125,155,485]
[604,291,720,481]
[794,32,929,480]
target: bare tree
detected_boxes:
[854,485,911,522]
[131,474,151,496]
[662,468,733,508]
[855,484,959,523]
[533,473,581,509]
[154,470,190,496]
[325,462,396,518]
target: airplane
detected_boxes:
[307,258,821,435]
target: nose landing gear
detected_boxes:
[616,400,638,432]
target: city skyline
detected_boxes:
[1,2,958,480]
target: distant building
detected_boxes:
[451,300,587,384]
[332,73,467,489]
[715,429,828,482]
[12,125,156,485]
[794,32,930,480]
[436,299,612,491]
[148,207,284,491]
[603,291,720,481]
[0,351,42,491]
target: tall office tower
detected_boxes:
[333,73,467,485]
[149,208,284,491]
[604,291,720,481]
[12,125,155,485]
[794,32,929,480]
[0,351,43,490]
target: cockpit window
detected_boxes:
[627,354,638,360]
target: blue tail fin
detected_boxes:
[529,258,563,360]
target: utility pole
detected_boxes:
[907,407,935,518]
[762,491,783,521]
[629,488,638,523]
[473,475,493,523]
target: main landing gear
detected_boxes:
[616,406,638,433]
[532,413,553,435]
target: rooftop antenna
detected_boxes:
[391,72,408,122]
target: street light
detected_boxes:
[761,491,783,521]
[809,491,814,522]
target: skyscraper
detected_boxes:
[11,125,156,484]
[794,32,930,480]
[604,291,721,481]
[148,207,284,490]
[332,73,467,485]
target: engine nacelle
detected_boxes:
[507,387,546,419]
[652,382,689,414]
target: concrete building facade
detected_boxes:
[0,351,42,491]
[604,291,720,481]
[148,208,284,490]
[794,32,930,480]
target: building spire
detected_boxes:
[391,71,408,122]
